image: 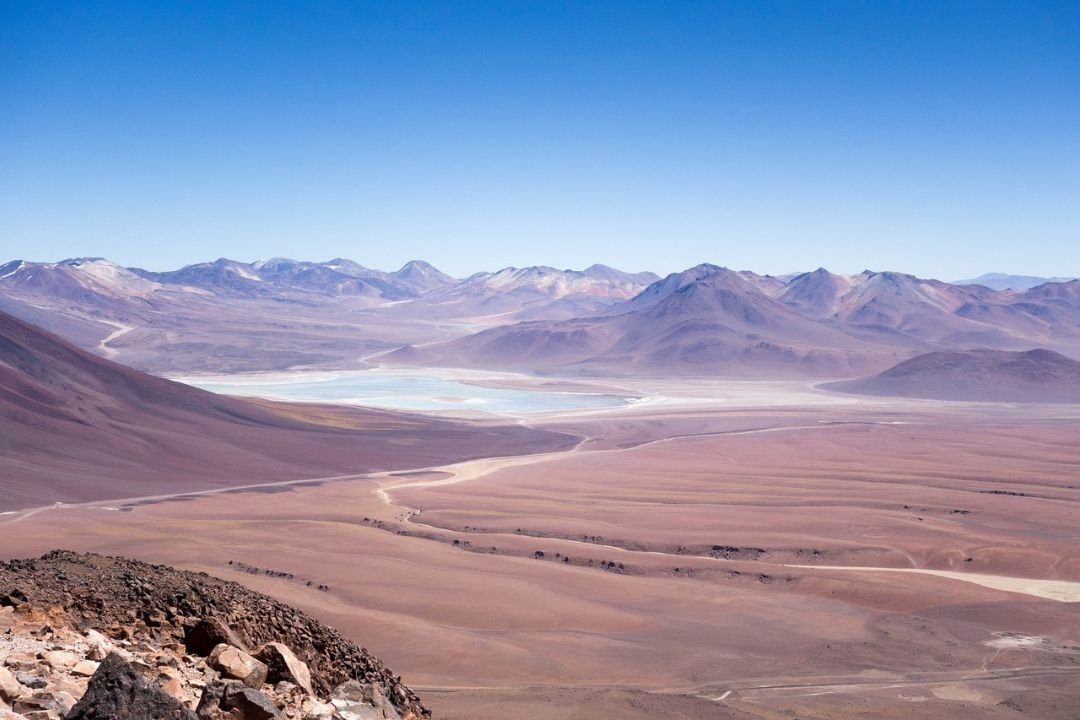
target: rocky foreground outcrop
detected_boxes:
[0,551,428,720]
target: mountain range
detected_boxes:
[952,273,1078,292]
[1,257,1078,378]
[392,265,1080,377]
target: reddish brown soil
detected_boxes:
[2,397,1079,718]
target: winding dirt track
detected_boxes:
[375,421,1080,605]
[786,565,1080,602]
[95,320,135,359]
[7,414,1080,607]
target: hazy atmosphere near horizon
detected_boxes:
[3,4,1080,720]
[2,1,1078,277]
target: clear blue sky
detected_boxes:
[2,1,1077,279]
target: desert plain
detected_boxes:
[2,375,1079,719]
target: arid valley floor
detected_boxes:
[3,376,1079,719]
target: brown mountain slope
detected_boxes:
[390,266,1080,378]
[0,310,572,510]
[822,348,1080,402]
[390,266,903,377]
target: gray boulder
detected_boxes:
[196,680,283,720]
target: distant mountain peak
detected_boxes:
[953,273,1078,292]
[392,260,455,289]
[398,259,440,272]
[59,257,109,266]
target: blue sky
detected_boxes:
[1,1,1077,279]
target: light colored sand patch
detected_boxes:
[898,693,930,702]
[931,684,983,702]
[791,565,1080,602]
[986,633,1050,649]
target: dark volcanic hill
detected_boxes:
[823,348,1080,402]
[0,309,572,510]
[0,550,429,717]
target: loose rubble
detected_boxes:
[0,551,427,720]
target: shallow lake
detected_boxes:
[181,370,636,415]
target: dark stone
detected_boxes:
[194,681,227,719]
[64,653,196,720]
[0,588,28,606]
[16,673,48,689]
[221,686,284,720]
[197,681,283,720]
[184,617,248,656]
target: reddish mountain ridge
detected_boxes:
[391,266,896,377]
[823,348,1080,402]
[392,268,1080,377]
[0,309,570,511]
[3,257,1080,377]
[0,257,661,373]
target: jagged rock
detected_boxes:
[330,682,400,720]
[197,681,283,720]
[103,626,135,643]
[0,667,24,702]
[3,656,37,673]
[194,681,227,719]
[68,663,98,679]
[0,589,27,607]
[20,711,57,720]
[40,652,77,672]
[81,632,112,663]
[254,644,312,695]
[303,700,335,720]
[221,686,284,720]
[185,619,248,657]
[12,694,63,718]
[208,645,267,689]
[64,654,196,720]
[14,676,45,691]
[50,692,76,716]
[0,552,430,719]
[152,666,185,701]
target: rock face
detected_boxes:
[0,551,429,719]
[255,644,313,695]
[331,681,401,720]
[185,618,250,656]
[0,666,24,702]
[64,653,197,720]
[196,680,284,720]
[208,645,268,689]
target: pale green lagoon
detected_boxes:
[182,371,636,415]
